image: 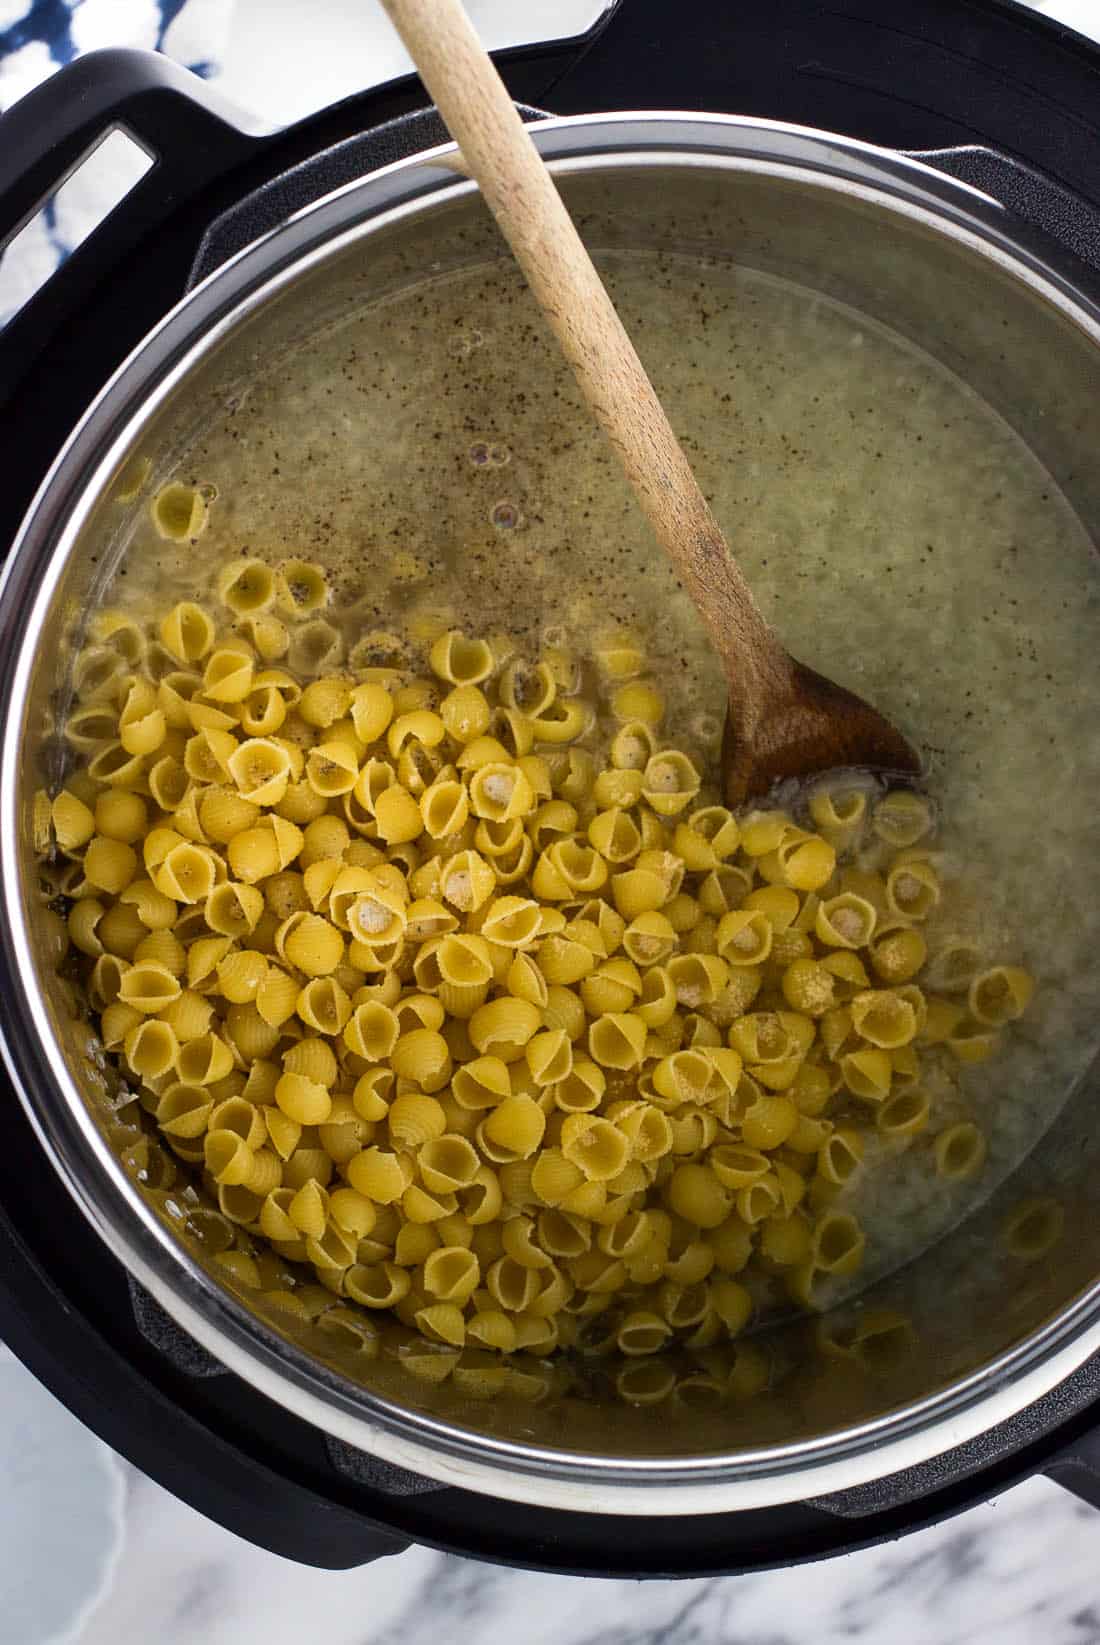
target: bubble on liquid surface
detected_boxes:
[491,500,524,531]
[692,712,723,744]
[469,440,511,468]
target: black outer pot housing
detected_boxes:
[2,0,1100,1575]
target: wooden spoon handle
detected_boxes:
[378,0,787,696]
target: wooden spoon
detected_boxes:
[379,0,922,805]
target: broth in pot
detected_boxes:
[20,158,1100,1470]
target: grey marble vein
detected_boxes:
[70,1470,1100,1645]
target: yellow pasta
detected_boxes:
[283,1037,338,1090]
[237,615,289,666]
[206,881,264,939]
[811,1211,866,1277]
[849,989,919,1049]
[343,999,400,1061]
[968,965,1034,1026]
[638,750,699,817]
[872,789,933,848]
[154,1082,213,1139]
[772,831,836,893]
[302,740,357,799]
[51,789,96,852]
[876,1087,930,1139]
[123,1019,179,1080]
[480,896,542,950]
[588,1012,647,1070]
[83,740,143,789]
[94,789,149,844]
[924,938,982,994]
[815,893,877,949]
[287,620,343,679]
[94,901,149,960]
[160,601,215,663]
[870,926,928,984]
[579,958,641,1018]
[594,626,645,682]
[610,679,663,725]
[886,859,941,920]
[742,1094,798,1151]
[808,782,867,841]
[390,1029,452,1093]
[478,1096,546,1163]
[44,596,1037,1371]
[151,483,211,543]
[667,953,729,1008]
[82,835,138,896]
[201,786,261,848]
[560,1115,631,1182]
[946,1023,999,1064]
[216,557,275,615]
[133,928,185,976]
[278,912,343,976]
[1001,1197,1064,1261]
[933,1122,987,1181]
[469,996,542,1061]
[274,1070,331,1126]
[227,738,293,807]
[840,1047,893,1103]
[426,629,492,687]
[275,559,329,617]
[176,1032,234,1086]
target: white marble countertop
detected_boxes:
[3,0,1100,1639]
[68,1469,1100,1645]
[7,1345,1100,1645]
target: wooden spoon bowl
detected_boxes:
[722,656,923,806]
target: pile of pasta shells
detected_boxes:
[37,549,1035,1370]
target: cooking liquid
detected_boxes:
[103,250,1100,1301]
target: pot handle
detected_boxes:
[1044,1426,1100,1511]
[0,1207,413,1570]
[0,48,263,392]
[907,144,1100,279]
[188,102,550,288]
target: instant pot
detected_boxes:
[2,0,1100,1575]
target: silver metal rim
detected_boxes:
[3,112,1100,1515]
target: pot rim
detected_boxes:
[3,110,1099,1515]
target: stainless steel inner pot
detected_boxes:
[3,114,1100,1516]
